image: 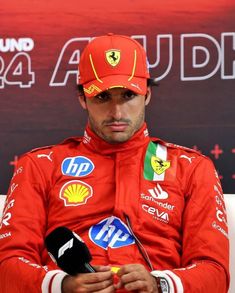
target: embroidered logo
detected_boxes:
[37,151,53,162]
[105,50,121,67]
[61,156,94,177]
[142,204,169,224]
[89,216,135,249]
[84,84,102,95]
[179,155,195,164]
[148,183,168,199]
[144,142,171,181]
[59,180,93,206]
[151,156,171,175]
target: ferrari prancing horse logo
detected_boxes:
[105,50,121,66]
[151,155,171,175]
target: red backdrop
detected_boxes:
[0,0,234,193]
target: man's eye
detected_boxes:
[95,92,110,101]
[124,90,137,99]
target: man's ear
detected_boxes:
[78,94,87,110]
[145,87,151,106]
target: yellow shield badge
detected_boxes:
[60,180,93,206]
[105,50,121,67]
[151,156,171,175]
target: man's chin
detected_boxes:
[103,132,132,144]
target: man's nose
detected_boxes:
[109,102,123,120]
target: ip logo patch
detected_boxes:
[62,156,94,177]
[89,216,135,250]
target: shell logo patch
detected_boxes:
[151,156,171,175]
[60,180,93,206]
[105,50,120,67]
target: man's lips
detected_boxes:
[105,122,129,131]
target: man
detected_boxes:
[0,34,229,293]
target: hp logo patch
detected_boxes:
[89,216,135,249]
[62,156,94,177]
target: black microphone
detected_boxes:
[45,226,96,275]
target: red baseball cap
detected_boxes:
[78,34,150,98]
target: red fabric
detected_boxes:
[0,123,229,292]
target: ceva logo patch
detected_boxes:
[61,156,94,177]
[89,216,135,250]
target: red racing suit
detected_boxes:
[0,123,229,292]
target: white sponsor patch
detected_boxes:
[0,232,11,239]
[148,183,168,199]
[37,151,53,162]
[142,204,169,223]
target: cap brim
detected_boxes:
[82,75,147,98]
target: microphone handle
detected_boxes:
[84,263,96,273]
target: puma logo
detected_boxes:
[180,155,195,164]
[37,151,53,162]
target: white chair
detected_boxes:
[224,194,235,293]
[0,194,6,220]
[0,194,234,291]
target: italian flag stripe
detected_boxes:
[144,142,167,181]
[154,144,167,181]
[144,141,157,180]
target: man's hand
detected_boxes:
[62,266,115,293]
[115,264,158,293]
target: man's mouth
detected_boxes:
[105,122,129,132]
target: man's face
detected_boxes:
[79,87,151,144]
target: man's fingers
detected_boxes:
[117,264,145,276]
[93,283,116,293]
[124,280,146,291]
[80,270,113,284]
[115,264,158,292]
[93,265,113,272]
[119,270,142,284]
[84,278,114,291]
[62,270,115,293]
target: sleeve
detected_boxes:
[151,157,230,293]
[0,154,67,293]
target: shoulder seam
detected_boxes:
[151,139,202,156]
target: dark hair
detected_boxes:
[77,78,158,96]
[77,84,85,96]
[147,78,158,87]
